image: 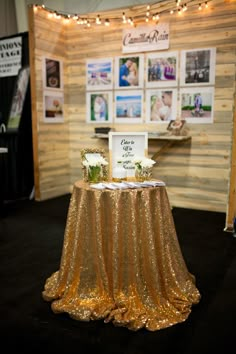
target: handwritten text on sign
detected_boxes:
[109,133,148,177]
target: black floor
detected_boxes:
[0,195,236,354]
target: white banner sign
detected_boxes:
[122,24,169,53]
[0,36,22,77]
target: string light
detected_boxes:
[32,1,213,28]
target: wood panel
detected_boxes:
[28,1,236,227]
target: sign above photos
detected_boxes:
[122,24,169,54]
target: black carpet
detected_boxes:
[0,195,236,354]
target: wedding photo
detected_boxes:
[146,51,178,88]
[114,90,143,123]
[179,87,214,123]
[115,55,144,89]
[86,92,112,123]
[146,88,177,123]
[180,48,216,86]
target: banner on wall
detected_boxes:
[0,36,22,77]
[122,24,169,53]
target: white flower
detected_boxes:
[133,156,156,169]
[83,155,108,167]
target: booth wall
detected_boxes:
[28,0,236,213]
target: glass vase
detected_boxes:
[88,165,102,183]
[135,167,152,182]
[112,162,127,182]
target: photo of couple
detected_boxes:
[148,89,177,122]
[116,55,144,89]
[87,92,112,123]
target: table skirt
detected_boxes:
[42,181,200,331]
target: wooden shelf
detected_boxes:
[92,133,191,161]
[92,132,190,141]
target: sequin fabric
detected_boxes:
[42,181,201,331]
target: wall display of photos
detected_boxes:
[42,56,64,123]
[86,47,216,125]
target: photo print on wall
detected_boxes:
[115,55,144,89]
[114,90,144,124]
[43,57,63,90]
[180,48,216,86]
[146,51,178,88]
[86,91,113,123]
[146,88,178,123]
[86,57,113,91]
[179,86,214,123]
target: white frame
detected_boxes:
[115,54,144,89]
[179,86,215,123]
[114,90,144,124]
[42,56,63,91]
[43,90,64,123]
[86,57,113,91]
[86,91,113,123]
[108,132,148,178]
[146,51,178,88]
[146,88,178,123]
[180,47,216,86]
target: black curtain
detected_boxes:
[0,31,34,204]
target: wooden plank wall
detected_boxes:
[28,0,236,219]
[29,6,70,200]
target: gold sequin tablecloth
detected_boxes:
[42,180,200,331]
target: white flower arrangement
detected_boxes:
[82,155,108,168]
[133,156,156,170]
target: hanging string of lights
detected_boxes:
[31,0,212,27]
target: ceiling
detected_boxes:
[25,0,161,15]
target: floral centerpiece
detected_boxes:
[133,156,156,181]
[82,155,108,183]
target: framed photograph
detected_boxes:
[108,132,148,178]
[43,56,63,90]
[146,88,178,123]
[81,148,108,181]
[7,66,30,130]
[146,51,178,88]
[180,48,216,86]
[179,87,214,123]
[43,90,64,123]
[115,55,144,89]
[86,57,113,90]
[114,90,144,123]
[86,91,113,123]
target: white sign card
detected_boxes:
[109,132,148,178]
